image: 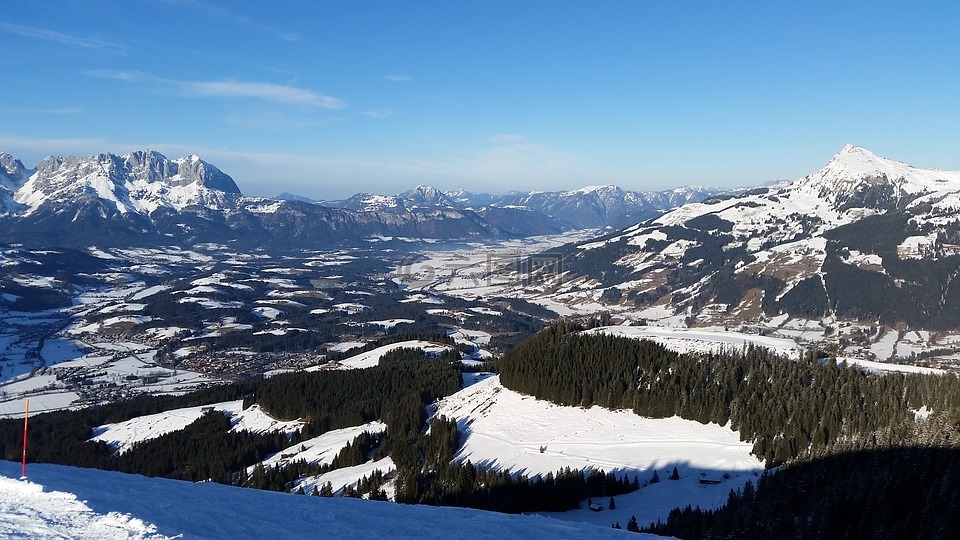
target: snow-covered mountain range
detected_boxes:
[1,149,722,248]
[0,150,571,247]
[487,146,960,353]
[314,183,726,229]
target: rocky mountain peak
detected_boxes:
[1,153,31,190]
[400,185,450,206]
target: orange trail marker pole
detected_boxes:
[21,399,29,479]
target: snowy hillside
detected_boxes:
[88,400,304,453]
[433,375,763,528]
[1,461,653,539]
[442,146,960,369]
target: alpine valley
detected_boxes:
[3,146,960,539]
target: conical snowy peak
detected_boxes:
[795,146,960,210]
[819,145,916,181]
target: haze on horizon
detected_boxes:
[2,1,958,200]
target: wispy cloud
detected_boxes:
[1,107,83,115]
[156,0,299,42]
[85,70,344,109]
[362,108,393,119]
[180,81,343,108]
[84,69,149,82]
[381,74,412,83]
[0,22,124,50]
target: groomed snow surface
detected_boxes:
[0,461,655,539]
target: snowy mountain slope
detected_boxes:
[2,461,651,539]
[311,340,453,370]
[0,153,31,216]
[432,375,763,528]
[487,147,960,366]
[589,325,944,375]
[15,150,240,216]
[88,400,304,453]
[255,421,386,472]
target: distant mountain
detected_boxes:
[314,183,728,229]
[528,146,960,333]
[492,184,722,229]
[0,151,565,248]
[274,191,316,203]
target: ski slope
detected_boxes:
[1,461,651,539]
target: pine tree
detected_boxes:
[319,481,334,497]
[608,496,616,510]
[627,515,640,532]
[670,466,680,480]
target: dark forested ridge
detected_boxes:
[643,446,960,539]
[0,350,461,487]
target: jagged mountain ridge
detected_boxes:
[0,150,567,247]
[530,146,960,333]
[0,153,33,216]
[317,183,727,229]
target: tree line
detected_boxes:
[498,320,960,465]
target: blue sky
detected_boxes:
[2,1,958,199]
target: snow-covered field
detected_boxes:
[1,461,651,539]
[315,340,452,370]
[256,421,386,473]
[89,401,304,453]
[392,231,598,295]
[433,376,763,528]
[588,325,803,357]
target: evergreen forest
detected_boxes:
[497,321,960,538]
